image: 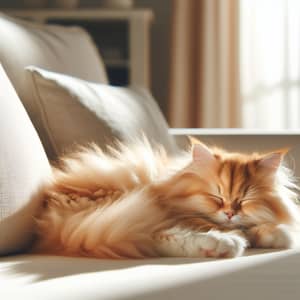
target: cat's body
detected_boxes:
[33,139,300,259]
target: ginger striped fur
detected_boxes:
[32,138,300,259]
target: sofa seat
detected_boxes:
[1,249,300,299]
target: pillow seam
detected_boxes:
[28,70,60,157]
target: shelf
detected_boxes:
[104,59,129,68]
[3,9,154,21]
[3,8,152,87]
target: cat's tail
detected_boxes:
[33,187,165,259]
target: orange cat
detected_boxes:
[32,139,300,259]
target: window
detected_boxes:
[240,0,300,128]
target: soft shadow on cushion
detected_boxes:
[1,250,299,299]
[0,65,51,255]
[25,66,178,160]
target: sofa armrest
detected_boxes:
[169,128,300,136]
[168,128,190,150]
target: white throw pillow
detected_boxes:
[0,65,51,255]
[25,66,178,159]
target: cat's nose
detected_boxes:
[224,210,234,220]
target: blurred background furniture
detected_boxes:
[5,8,153,87]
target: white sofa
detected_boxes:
[1,13,300,300]
[1,249,300,299]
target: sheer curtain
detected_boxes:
[241,0,300,129]
[168,0,240,128]
[169,0,300,129]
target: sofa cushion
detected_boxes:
[0,65,51,255]
[0,13,108,156]
[25,66,178,159]
[1,250,300,299]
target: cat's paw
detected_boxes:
[154,228,248,258]
[250,224,294,249]
[197,231,248,258]
[272,225,294,248]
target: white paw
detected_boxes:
[194,231,248,258]
[154,228,248,258]
[258,224,294,249]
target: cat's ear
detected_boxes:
[258,149,288,171]
[192,143,216,165]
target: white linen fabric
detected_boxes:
[1,249,299,299]
[25,66,178,159]
[0,65,51,255]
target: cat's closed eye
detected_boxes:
[208,194,224,206]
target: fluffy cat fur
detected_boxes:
[32,138,300,259]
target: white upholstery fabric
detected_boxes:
[25,66,178,159]
[0,13,108,96]
[0,65,51,255]
[1,249,300,299]
[0,13,108,158]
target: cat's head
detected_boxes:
[164,141,298,229]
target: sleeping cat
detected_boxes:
[32,138,300,259]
